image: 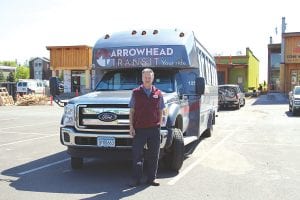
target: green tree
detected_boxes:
[0,71,5,82]
[7,71,16,82]
[16,66,29,80]
[0,60,17,67]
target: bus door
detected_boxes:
[177,71,202,137]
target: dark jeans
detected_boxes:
[132,126,160,182]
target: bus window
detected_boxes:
[206,58,211,85]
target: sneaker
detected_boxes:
[146,180,160,186]
[128,179,140,187]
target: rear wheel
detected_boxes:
[164,128,184,172]
[236,101,241,110]
[71,157,83,169]
[292,106,297,116]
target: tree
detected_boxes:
[6,71,16,82]
[0,71,5,82]
[0,60,17,67]
[16,66,29,80]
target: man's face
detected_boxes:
[142,72,154,86]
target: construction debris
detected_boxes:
[15,94,49,106]
[0,87,14,106]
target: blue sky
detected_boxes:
[0,0,299,82]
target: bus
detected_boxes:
[52,29,218,171]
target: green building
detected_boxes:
[215,48,259,92]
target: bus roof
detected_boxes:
[92,29,213,69]
[94,29,194,47]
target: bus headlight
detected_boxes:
[63,104,75,126]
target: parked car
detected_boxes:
[289,85,300,115]
[218,84,245,110]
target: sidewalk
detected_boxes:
[252,92,289,105]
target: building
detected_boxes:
[268,32,300,93]
[46,45,93,93]
[215,48,260,92]
[29,57,51,80]
[281,32,300,93]
[267,43,281,92]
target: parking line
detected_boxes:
[167,131,235,185]
[0,121,58,131]
[0,130,53,136]
[0,135,55,147]
[18,158,70,175]
[0,118,18,121]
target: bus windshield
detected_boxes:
[95,70,175,93]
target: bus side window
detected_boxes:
[178,71,197,94]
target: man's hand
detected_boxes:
[129,125,135,137]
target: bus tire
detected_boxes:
[202,126,212,138]
[71,157,83,169]
[165,128,184,172]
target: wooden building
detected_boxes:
[46,45,92,93]
[281,32,300,93]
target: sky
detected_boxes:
[0,0,299,82]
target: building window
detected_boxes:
[271,53,281,68]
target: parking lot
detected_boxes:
[0,93,300,200]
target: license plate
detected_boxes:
[97,136,115,147]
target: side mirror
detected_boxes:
[49,77,60,96]
[195,77,205,95]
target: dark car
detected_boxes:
[218,84,245,110]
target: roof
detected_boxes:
[0,66,17,70]
[218,84,239,87]
[282,32,300,37]
[46,45,92,50]
[94,29,195,48]
[29,57,50,62]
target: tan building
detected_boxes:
[46,45,92,93]
[281,32,300,93]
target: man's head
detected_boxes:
[142,68,154,89]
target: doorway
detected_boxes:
[290,69,300,90]
[71,70,85,93]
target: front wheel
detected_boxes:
[164,128,184,172]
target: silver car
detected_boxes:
[289,85,300,115]
[218,84,245,110]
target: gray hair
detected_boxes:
[142,68,154,75]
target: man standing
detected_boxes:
[128,68,165,187]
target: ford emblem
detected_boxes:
[98,112,117,122]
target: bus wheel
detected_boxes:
[164,128,184,172]
[202,126,213,138]
[71,157,83,169]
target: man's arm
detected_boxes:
[129,108,135,137]
[159,110,163,125]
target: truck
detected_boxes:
[16,79,46,95]
[50,29,218,171]
[289,85,300,115]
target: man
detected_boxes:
[128,68,165,187]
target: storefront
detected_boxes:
[215,48,259,92]
[281,32,300,93]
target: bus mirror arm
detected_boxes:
[53,95,67,107]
